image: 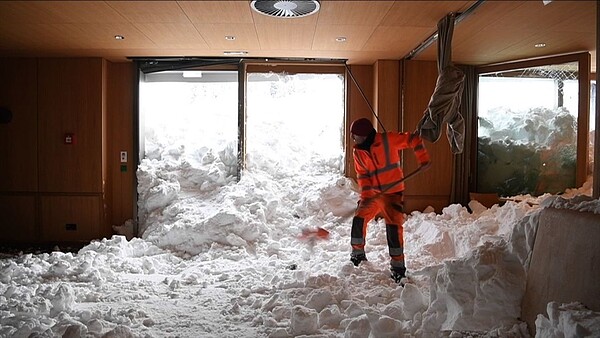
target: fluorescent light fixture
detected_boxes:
[534,43,546,48]
[114,35,125,40]
[335,37,347,43]
[225,36,236,41]
[182,71,203,78]
[224,51,248,56]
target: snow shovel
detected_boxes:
[297,227,330,242]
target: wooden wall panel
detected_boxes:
[106,61,135,229]
[0,58,38,192]
[0,195,36,242]
[37,58,104,193]
[404,196,450,214]
[345,64,374,179]
[576,53,591,189]
[345,60,453,212]
[40,195,102,242]
[402,60,453,212]
[374,60,400,132]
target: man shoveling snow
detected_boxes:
[348,118,431,284]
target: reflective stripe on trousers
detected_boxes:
[350,193,405,267]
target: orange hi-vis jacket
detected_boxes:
[353,132,430,199]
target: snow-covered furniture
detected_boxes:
[521,207,600,335]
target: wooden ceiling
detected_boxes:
[0,1,595,70]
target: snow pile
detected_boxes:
[478,106,578,196]
[3,166,599,336]
[536,302,600,338]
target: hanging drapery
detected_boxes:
[451,65,476,205]
[416,14,466,154]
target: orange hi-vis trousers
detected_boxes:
[350,192,405,270]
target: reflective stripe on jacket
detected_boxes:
[353,132,430,199]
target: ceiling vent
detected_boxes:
[250,0,320,18]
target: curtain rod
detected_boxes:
[404,0,486,60]
[128,56,347,64]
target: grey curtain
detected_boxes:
[416,14,466,155]
[451,65,476,206]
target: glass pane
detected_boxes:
[477,62,579,196]
[140,72,238,167]
[246,72,345,177]
[138,70,239,233]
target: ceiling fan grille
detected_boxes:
[251,0,320,18]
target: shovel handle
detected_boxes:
[362,164,430,203]
[383,163,429,193]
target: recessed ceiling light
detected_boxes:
[534,43,546,48]
[114,35,125,40]
[224,51,248,56]
[335,37,347,43]
[225,36,236,41]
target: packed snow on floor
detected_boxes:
[1,148,599,337]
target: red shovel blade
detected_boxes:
[298,227,330,241]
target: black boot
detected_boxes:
[350,253,367,267]
[390,267,406,285]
